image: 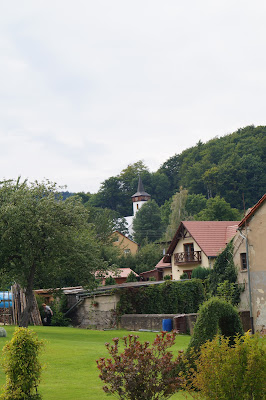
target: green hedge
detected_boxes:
[116,279,205,316]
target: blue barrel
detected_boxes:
[0,292,12,308]
[162,319,173,332]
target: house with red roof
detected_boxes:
[138,257,172,281]
[233,193,266,333]
[163,220,240,280]
[100,268,139,285]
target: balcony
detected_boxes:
[174,251,202,265]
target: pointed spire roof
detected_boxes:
[131,176,151,198]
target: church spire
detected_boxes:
[131,176,151,216]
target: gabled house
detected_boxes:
[112,231,138,255]
[163,221,240,280]
[233,193,266,334]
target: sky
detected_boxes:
[1,1,266,193]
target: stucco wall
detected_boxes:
[171,237,210,280]
[112,232,138,255]
[161,267,172,279]
[234,201,266,334]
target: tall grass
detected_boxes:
[0,326,191,400]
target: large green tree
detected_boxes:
[0,179,106,327]
[133,200,163,245]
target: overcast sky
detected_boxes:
[0,1,266,193]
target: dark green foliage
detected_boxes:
[105,276,116,286]
[116,280,205,316]
[51,310,71,327]
[187,297,244,354]
[180,272,188,280]
[126,272,138,283]
[163,275,171,280]
[195,196,242,221]
[185,193,207,216]
[191,266,210,280]
[209,240,241,305]
[133,200,163,245]
[114,242,162,275]
[1,328,44,400]
[134,242,162,274]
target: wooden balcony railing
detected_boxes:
[174,251,202,265]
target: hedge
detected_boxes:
[116,279,205,316]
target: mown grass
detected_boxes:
[0,325,191,399]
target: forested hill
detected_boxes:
[88,125,266,216]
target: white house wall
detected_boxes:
[171,236,210,280]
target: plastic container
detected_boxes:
[162,318,173,332]
[0,292,12,308]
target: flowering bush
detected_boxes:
[96,331,183,400]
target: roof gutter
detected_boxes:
[238,229,254,334]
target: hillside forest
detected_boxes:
[60,125,265,275]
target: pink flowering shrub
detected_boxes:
[96,331,183,400]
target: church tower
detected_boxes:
[131,176,151,216]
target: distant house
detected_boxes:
[233,193,266,334]
[100,268,139,285]
[139,258,171,281]
[163,221,240,279]
[112,231,138,255]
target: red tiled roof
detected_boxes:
[103,268,138,278]
[238,193,266,228]
[164,221,240,261]
[155,257,171,269]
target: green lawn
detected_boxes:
[0,326,191,400]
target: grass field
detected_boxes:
[0,326,191,400]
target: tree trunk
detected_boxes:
[19,264,36,327]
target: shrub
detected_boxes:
[96,332,183,400]
[126,271,138,283]
[187,297,244,355]
[105,276,116,286]
[180,272,188,279]
[209,240,241,305]
[164,275,171,280]
[1,327,44,400]
[191,266,210,280]
[183,334,266,399]
[216,280,242,304]
[51,309,71,327]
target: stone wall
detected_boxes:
[120,314,177,332]
[120,310,252,334]
[68,293,120,330]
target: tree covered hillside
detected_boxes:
[90,125,266,214]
